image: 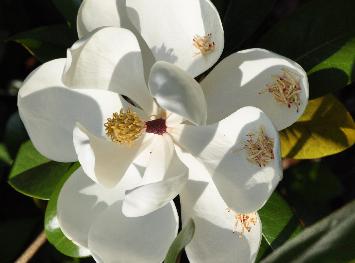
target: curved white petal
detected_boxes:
[57,166,142,247]
[77,0,125,39]
[171,106,282,213]
[202,48,309,130]
[126,0,224,77]
[88,200,179,263]
[73,123,153,188]
[63,27,154,114]
[18,60,125,162]
[178,152,262,263]
[123,135,188,217]
[149,61,207,125]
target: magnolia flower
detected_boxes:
[76,0,309,130]
[18,22,308,261]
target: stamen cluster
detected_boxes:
[104,108,145,144]
[193,33,215,55]
[260,68,302,112]
[227,209,258,238]
[243,127,274,167]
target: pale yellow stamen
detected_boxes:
[227,208,257,238]
[104,108,145,144]
[243,127,274,167]
[260,68,302,112]
[193,33,215,55]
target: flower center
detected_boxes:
[193,33,215,55]
[260,68,302,112]
[104,108,145,144]
[145,118,167,135]
[227,208,257,238]
[243,127,274,167]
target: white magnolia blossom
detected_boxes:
[17,0,310,262]
[77,0,309,131]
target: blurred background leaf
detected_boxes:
[280,160,344,225]
[281,95,355,159]
[51,0,81,30]
[0,217,40,262]
[259,0,355,99]
[260,200,355,263]
[8,24,76,63]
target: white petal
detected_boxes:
[88,201,178,263]
[77,0,125,38]
[178,152,262,263]
[122,135,188,217]
[126,0,224,77]
[171,106,282,213]
[18,61,125,162]
[202,48,309,130]
[73,123,153,188]
[149,61,207,125]
[62,27,154,114]
[57,166,142,247]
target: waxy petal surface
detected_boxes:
[202,48,309,130]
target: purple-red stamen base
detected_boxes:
[145,118,167,135]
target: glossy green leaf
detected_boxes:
[259,0,355,98]
[51,0,82,29]
[261,200,355,263]
[256,193,302,262]
[9,141,72,200]
[222,0,277,55]
[281,95,355,159]
[8,24,75,62]
[44,162,89,258]
[165,219,195,263]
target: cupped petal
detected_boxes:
[126,0,224,77]
[149,61,207,125]
[62,27,154,114]
[178,151,262,263]
[202,48,309,130]
[171,106,282,213]
[77,0,125,39]
[122,135,188,217]
[88,200,178,263]
[57,166,142,247]
[73,123,153,188]
[18,61,125,162]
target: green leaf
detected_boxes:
[4,112,28,158]
[260,200,355,263]
[44,162,89,258]
[256,193,302,262]
[283,161,343,225]
[222,0,277,55]
[280,95,355,159]
[0,143,12,166]
[259,0,355,98]
[51,0,82,29]
[9,141,72,200]
[165,219,195,263]
[8,24,76,62]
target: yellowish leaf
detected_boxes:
[281,95,355,159]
